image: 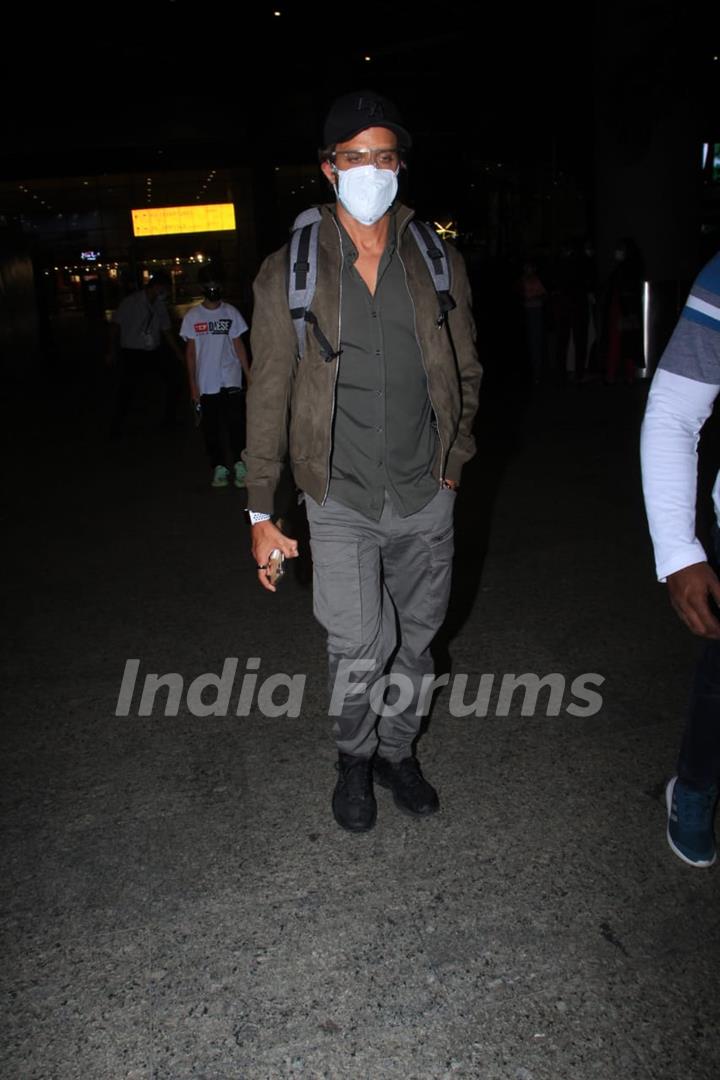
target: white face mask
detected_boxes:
[335,164,398,225]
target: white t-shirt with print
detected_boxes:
[180,302,249,395]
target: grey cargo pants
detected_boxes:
[305,488,455,761]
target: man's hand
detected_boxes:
[251,520,299,593]
[666,561,720,639]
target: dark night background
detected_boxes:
[2,0,718,368]
[3,1,717,246]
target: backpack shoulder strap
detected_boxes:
[288,208,322,360]
[287,208,340,361]
[408,220,457,326]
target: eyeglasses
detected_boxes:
[331,148,401,170]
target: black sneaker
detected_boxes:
[332,754,377,832]
[374,755,439,817]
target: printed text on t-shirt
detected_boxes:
[193,319,232,335]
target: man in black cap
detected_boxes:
[244,90,482,832]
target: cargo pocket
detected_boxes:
[427,524,454,614]
[417,492,455,626]
[310,539,364,647]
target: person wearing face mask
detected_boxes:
[244,90,482,832]
[108,268,185,436]
[180,276,251,488]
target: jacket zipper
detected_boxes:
[398,243,446,481]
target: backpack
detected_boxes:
[287,208,456,361]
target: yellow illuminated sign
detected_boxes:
[131,203,236,237]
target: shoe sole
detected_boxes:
[373,771,439,818]
[665,778,717,868]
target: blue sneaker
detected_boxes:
[665,777,718,868]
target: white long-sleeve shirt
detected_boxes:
[640,253,720,581]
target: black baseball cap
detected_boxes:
[200,280,222,296]
[322,90,412,149]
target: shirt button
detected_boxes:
[376,427,383,433]
[376,390,383,397]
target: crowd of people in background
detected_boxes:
[488,234,646,388]
[103,231,647,455]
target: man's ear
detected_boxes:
[320,160,337,186]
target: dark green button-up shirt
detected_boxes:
[328,213,438,520]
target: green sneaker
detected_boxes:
[211,465,230,488]
[233,460,247,489]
